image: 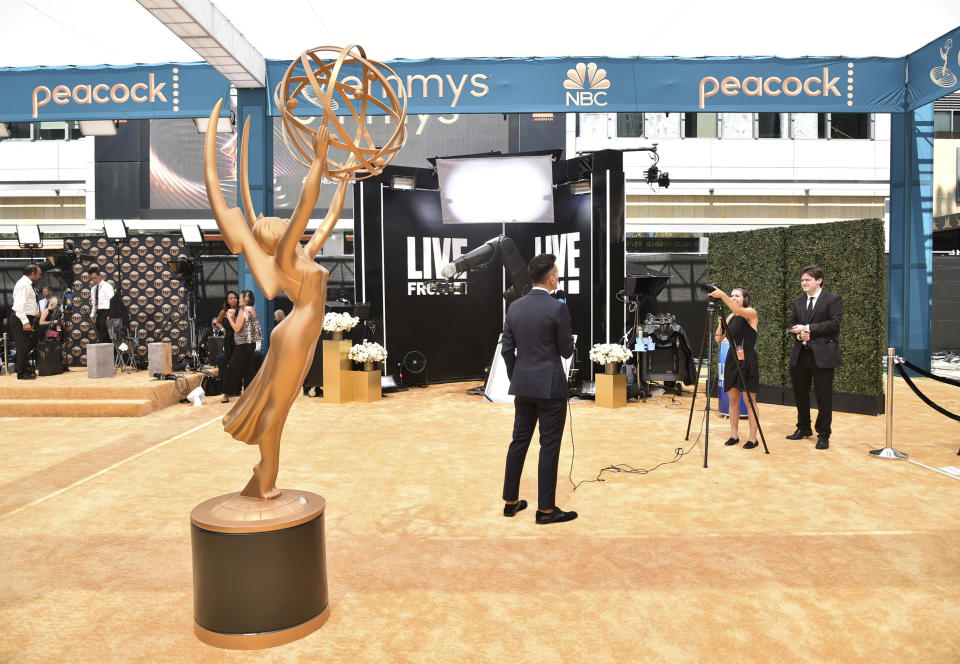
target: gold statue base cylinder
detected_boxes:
[595,373,627,409]
[190,490,329,649]
[322,339,353,403]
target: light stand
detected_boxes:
[166,254,202,369]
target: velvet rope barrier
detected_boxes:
[898,357,960,389]
[894,360,960,423]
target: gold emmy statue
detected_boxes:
[190,45,406,650]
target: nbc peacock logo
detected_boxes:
[563,62,610,107]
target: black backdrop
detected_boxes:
[355,155,625,383]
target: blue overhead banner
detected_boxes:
[265,56,906,116]
[906,26,960,110]
[0,62,230,122]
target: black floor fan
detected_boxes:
[401,350,428,388]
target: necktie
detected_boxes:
[806,296,814,323]
[94,285,99,311]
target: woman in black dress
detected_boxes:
[710,286,760,449]
[214,290,239,388]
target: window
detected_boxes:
[828,113,871,139]
[576,113,608,139]
[684,113,717,138]
[616,113,644,137]
[719,113,752,138]
[757,113,783,138]
[37,121,67,141]
[0,122,32,140]
[644,113,681,138]
[935,110,960,138]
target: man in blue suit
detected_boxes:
[501,254,577,524]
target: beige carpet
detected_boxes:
[0,377,958,663]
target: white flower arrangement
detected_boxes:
[589,343,632,365]
[348,339,388,364]
[323,311,360,333]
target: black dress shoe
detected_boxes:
[815,436,830,449]
[786,428,813,440]
[743,440,759,449]
[536,507,578,524]
[17,374,36,380]
[723,437,740,446]
[503,500,527,517]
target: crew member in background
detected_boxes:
[88,266,114,344]
[37,286,53,315]
[11,264,43,380]
[500,254,578,524]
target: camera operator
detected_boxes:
[88,266,114,343]
[11,264,43,380]
[709,285,760,449]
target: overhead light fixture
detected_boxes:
[0,123,9,139]
[194,115,234,134]
[391,175,417,191]
[180,224,205,244]
[79,120,118,136]
[568,180,591,196]
[16,225,42,249]
[103,219,128,239]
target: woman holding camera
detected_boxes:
[710,286,760,449]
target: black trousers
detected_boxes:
[224,342,256,396]
[503,396,567,511]
[10,316,36,377]
[94,311,110,343]
[790,348,835,437]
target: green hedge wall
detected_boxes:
[707,218,885,397]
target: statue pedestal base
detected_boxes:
[595,373,627,409]
[322,340,353,403]
[190,490,329,649]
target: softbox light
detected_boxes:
[437,154,555,224]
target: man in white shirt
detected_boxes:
[88,265,115,344]
[11,264,43,379]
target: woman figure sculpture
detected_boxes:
[203,45,405,499]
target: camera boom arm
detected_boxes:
[441,235,532,305]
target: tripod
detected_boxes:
[685,299,769,467]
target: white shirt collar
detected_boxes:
[808,287,822,300]
[531,286,550,293]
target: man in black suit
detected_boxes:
[787,266,843,450]
[501,254,577,524]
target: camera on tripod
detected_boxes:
[701,282,721,295]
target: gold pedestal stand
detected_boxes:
[322,339,353,403]
[352,368,382,402]
[595,373,627,408]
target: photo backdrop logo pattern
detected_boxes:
[64,235,188,366]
